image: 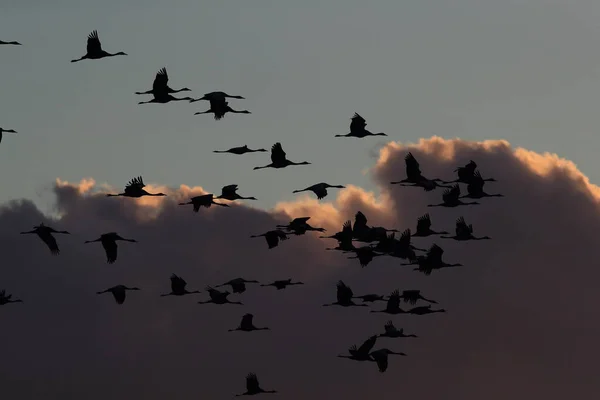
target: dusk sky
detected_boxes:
[2,1,600,399]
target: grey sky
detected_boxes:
[2,0,600,212]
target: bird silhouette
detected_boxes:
[292,183,346,200]
[390,152,449,190]
[138,91,194,104]
[178,194,229,211]
[217,278,260,294]
[335,113,387,138]
[403,244,463,275]
[160,274,201,296]
[345,246,384,267]
[0,128,17,144]
[194,98,250,120]
[135,67,191,96]
[20,223,70,255]
[250,229,289,249]
[323,281,368,307]
[427,184,480,208]
[0,290,23,305]
[320,220,353,243]
[368,348,406,373]
[229,314,270,332]
[71,30,127,62]
[411,213,449,237]
[235,373,277,396]
[84,232,137,264]
[190,91,245,103]
[447,160,478,184]
[276,217,325,235]
[106,176,166,198]
[213,145,267,155]
[97,285,140,305]
[371,290,405,314]
[338,335,378,361]
[441,217,491,241]
[378,320,418,338]
[260,279,304,290]
[406,305,446,315]
[254,142,311,170]
[460,170,504,199]
[398,290,437,305]
[351,211,398,243]
[198,286,243,305]
[352,294,387,303]
[0,40,21,45]
[215,185,257,201]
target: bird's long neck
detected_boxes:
[106,193,124,197]
[229,109,248,114]
[85,238,101,243]
[240,196,257,200]
[254,164,272,170]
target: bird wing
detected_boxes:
[102,240,118,264]
[222,184,238,195]
[398,229,411,248]
[442,184,460,203]
[456,217,469,236]
[401,290,420,304]
[416,214,431,231]
[336,280,353,301]
[354,211,368,228]
[357,335,377,354]
[241,314,253,328]
[387,290,401,310]
[246,373,260,392]
[270,142,286,164]
[126,176,145,190]
[384,320,396,333]
[350,113,367,132]
[112,289,126,304]
[370,351,388,372]
[405,153,422,178]
[153,68,169,92]
[171,275,186,292]
[86,30,102,54]
[313,186,327,199]
[292,217,311,225]
[39,231,60,255]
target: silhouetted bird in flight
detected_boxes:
[428,184,480,208]
[321,220,353,245]
[235,373,277,396]
[160,274,201,296]
[190,91,245,103]
[406,305,446,315]
[217,278,260,294]
[254,142,311,170]
[276,217,325,235]
[346,246,384,267]
[441,217,491,241]
[135,67,191,96]
[448,160,477,184]
[411,213,449,237]
[403,244,463,275]
[371,290,405,315]
[0,290,23,305]
[71,30,127,62]
[84,232,137,264]
[138,91,194,105]
[106,176,166,198]
[215,185,257,201]
[335,113,387,138]
[323,281,368,307]
[338,335,378,362]
[194,98,250,120]
[250,229,289,249]
[260,279,304,290]
[390,152,449,191]
[198,286,243,305]
[352,293,387,303]
[178,194,229,211]
[378,229,424,261]
[369,348,406,373]
[351,211,399,243]
[97,285,140,304]
[20,223,70,255]
[0,40,21,45]
[229,314,270,332]
[292,182,346,200]
[378,320,418,338]
[398,290,437,305]
[213,145,267,155]
[0,128,17,144]
[460,171,504,199]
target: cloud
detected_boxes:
[1,137,599,399]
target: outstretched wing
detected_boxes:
[87,30,102,54]
[370,351,388,373]
[291,217,311,225]
[357,335,377,354]
[336,280,353,302]
[401,290,420,305]
[171,274,186,292]
[102,240,118,264]
[442,184,460,203]
[387,290,401,310]
[153,68,169,92]
[241,314,253,328]
[112,289,126,305]
[246,373,260,392]
[222,184,238,196]
[384,320,396,333]
[126,176,145,190]
[416,214,431,232]
[270,142,286,164]
[405,153,422,178]
[350,113,367,132]
[398,229,411,248]
[354,211,368,228]
[456,217,469,237]
[39,231,60,255]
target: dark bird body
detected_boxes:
[460,171,504,199]
[217,278,260,294]
[20,223,70,255]
[250,229,289,249]
[441,217,491,241]
[276,217,325,235]
[229,314,270,332]
[378,320,418,338]
[194,98,250,120]
[412,213,449,237]
[235,373,277,396]
[390,152,449,190]
[213,145,267,155]
[190,91,245,103]
[215,184,257,201]
[261,279,304,290]
[106,176,166,198]
[368,348,406,373]
[198,286,243,305]
[292,182,345,199]
[335,113,386,138]
[84,232,137,264]
[323,281,368,307]
[0,40,21,45]
[97,285,140,304]
[135,67,190,96]
[338,335,378,362]
[254,142,311,170]
[179,194,229,211]
[160,274,201,297]
[428,184,480,208]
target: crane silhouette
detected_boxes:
[190,91,245,103]
[97,285,140,304]
[0,290,23,305]
[138,91,194,104]
[260,279,304,290]
[215,185,257,201]
[345,246,385,267]
[0,40,21,45]
[338,335,378,361]
[411,213,449,237]
[229,314,270,332]
[217,278,260,294]
[441,217,491,241]
[178,194,229,211]
[448,160,497,184]
[371,290,405,314]
[390,152,449,190]
[0,128,17,144]
[460,171,504,199]
[254,142,311,170]
[71,30,127,62]
[160,274,201,296]
[292,182,346,199]
[276,217,325,235]
[403,244,463,275]
[369,348,406,373]
[321,220,353,243]
[398,290,438,305]
[352,293,387,303]
[428,184,480,208]
[335,113,387,138]
[20,223,70,255]
[406,305,446,315]
[323,281,368,307]
[84,232,137,264]
[194,98,250,120]
[198,286,243,305]
[106,176,166,198]
[351,211,398,243]
[213,145,267,155]
[135,67,191,96]
[378,320,418,338]
[250,229,289,249]
[235,373,277,396]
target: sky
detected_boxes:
[2,0,600,398]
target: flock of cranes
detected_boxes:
[1,32,503,395]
